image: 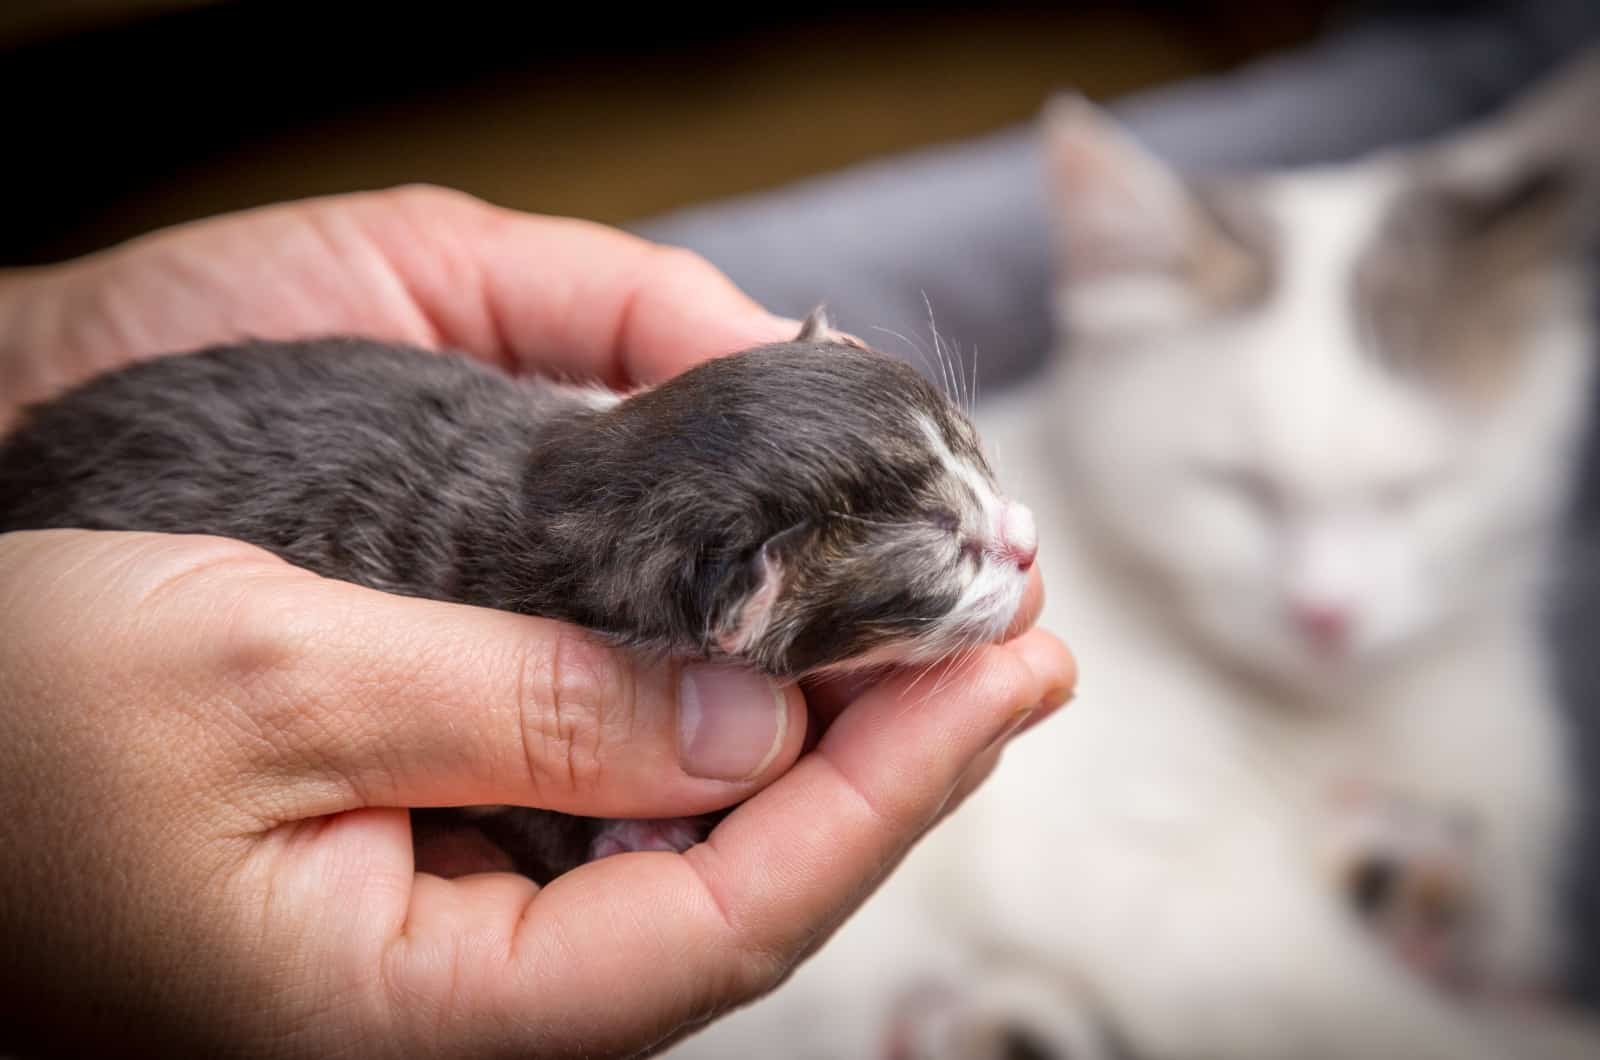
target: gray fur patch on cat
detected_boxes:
[1353,52,1600,399]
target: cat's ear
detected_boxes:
[1041,93,1196,281]
[714,522,811,659]
[1419,49,1600,261]
[1441,46,1600,181]
[1041,95,1268,333]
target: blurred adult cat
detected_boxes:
[674,47,1600,1060]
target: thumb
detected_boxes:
[114,531,809,823]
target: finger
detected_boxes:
[347,186,800,386]
[34,529,809,824]
[17,188,797,416]
[376,629,1075,1054]
[941,681,1073,823]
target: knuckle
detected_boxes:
[131,540,308,702]
[655,244,719,279]
[380,182,481,214]
[726,942,794,1002]
[199,585,337,769]
[515,626,637,803]
[682,936,792,1028]
[207,588,306,697]
[112,540,336,786]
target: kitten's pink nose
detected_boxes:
[1292,601,1351,654]
[997,500,1038,571]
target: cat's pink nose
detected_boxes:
[1292,601,1351,653]
[998,501,1037,571]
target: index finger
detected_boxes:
[355,187,801,387]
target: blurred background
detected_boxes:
[1,0,1343,267]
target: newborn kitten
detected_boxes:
[0,309,1037,882]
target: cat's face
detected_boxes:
[1041,67,1597,694]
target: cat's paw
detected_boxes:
[1321,782,1482,994]
[588,816,709,861]
[881,967,1123,1060]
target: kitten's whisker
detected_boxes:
[923,293,974,418]
[933,636,988,702]
[898,653,944,703]
[906,645,974,715]
[921,294,961,411]
[971,343,981,415]
[872,325,951,405]
[923,292,962,414]
[954,638,987,685]
[928,643,975,700]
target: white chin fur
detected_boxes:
[946,556,1032,637]
[813,566,1030,677]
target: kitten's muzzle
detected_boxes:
[995,500,1038,571]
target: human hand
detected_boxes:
[0,187,1074,1057]
[0,184,797,433]
[0,529,1069,1058]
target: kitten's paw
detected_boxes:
[588,816,709,861]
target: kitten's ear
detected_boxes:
[796,305,833,342]
[714,522,811,659]
[795,304,869,349]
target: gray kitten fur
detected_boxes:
[0,320,995,881]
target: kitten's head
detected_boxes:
[1041,52,1600,694]
[605,309,1035,679]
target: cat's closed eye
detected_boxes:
[1371,464,1453,513]
[1193,461,1284,515]
[1373,479,1425,513]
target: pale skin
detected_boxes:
[0,186,1075,1058]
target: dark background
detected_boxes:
[2,0,1348,266]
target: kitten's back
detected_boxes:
[0,338,555,599]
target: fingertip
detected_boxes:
[1007,627,1078,717]
[724,313,807,351]
[616,245,800,383]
